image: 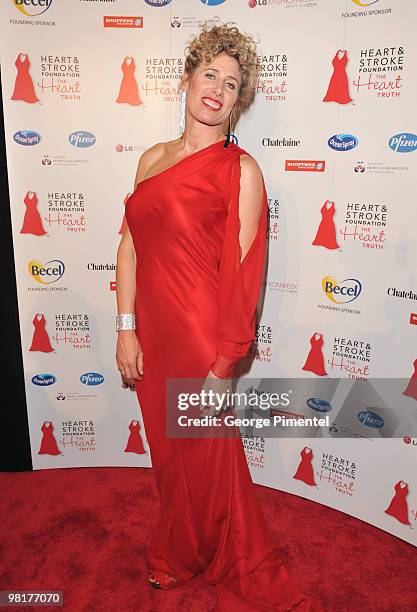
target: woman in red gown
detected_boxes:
[115,23,322,611]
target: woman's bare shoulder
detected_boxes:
[134,139,181,186]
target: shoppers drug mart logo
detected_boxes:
[80,372,104,386]
[328,134,358,151]
[13,130,42,146]
[28,259,65,284]
[32,374,57,387]
[69,131,96,148]
[357,410,384,429]
[388,133,417,153]
[322,276,362,304]
[12,0,53,16]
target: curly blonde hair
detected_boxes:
[183,20,260,127]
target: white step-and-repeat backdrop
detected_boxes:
[1,0,416,547]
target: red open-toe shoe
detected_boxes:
[148,572,182,591]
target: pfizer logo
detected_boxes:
[69,131,96,148]
[357,410,384,429]
[80,372,104,386]
[388,133,417,153]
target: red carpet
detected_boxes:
[1,466,416,611]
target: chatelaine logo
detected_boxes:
[13,130,42,146]
[32,374,57,386]
[328,134,358,151]
[322,276,362,304]
[80,372,104,386]
[357,410,384,428]
[306,398,333,413]
[388,133,417,153]
[13,0,52,16]
[69,131,96,148]
[28,259,65,284]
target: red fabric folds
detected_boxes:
[209,154,267,379]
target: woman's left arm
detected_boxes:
[208,154,268,381]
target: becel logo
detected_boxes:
[322,276,362,303]
[388,133,417,153]
[351,0,380,5]
[306,397,333,413]
[357,410,384,429]
[328,134,358,152]
[69,131,96,148]
[13,130,42,146]
[28,259,65,284]
[80,372,104,386]
[32,374,57,386]
[12,0,53,16]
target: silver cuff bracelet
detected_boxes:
[116,313,136,331]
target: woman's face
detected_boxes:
[182,52,242,130]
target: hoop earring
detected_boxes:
[224,112,232,148]
[179,91,186,136]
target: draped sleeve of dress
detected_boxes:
[124,140,322,612]
[209,150,267,379]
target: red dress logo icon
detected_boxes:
[124,420,146,454]
[323,50,353,105]
[312,200,339,250]
[403,358,417,401]
[302,333,327,376]
[11,53,39,103]
[29,314,54,353]
[116,57,143,106]
[384,480,412,526]
[38,421,61,455]
[118,192,132,234]
[20,191,47,236]
[293,446,317,486]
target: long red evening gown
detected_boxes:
[125,140,322,611]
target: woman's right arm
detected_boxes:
[115,144,165,385]
[115,152,151,385]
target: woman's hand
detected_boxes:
[116,330,143,388]
[199,369,233,417]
